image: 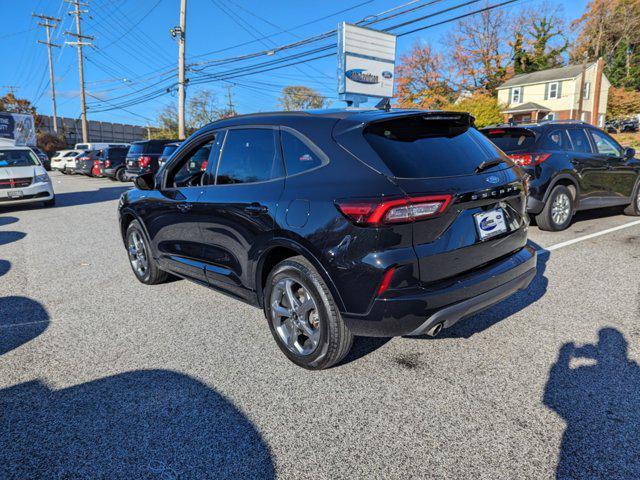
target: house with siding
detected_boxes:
[496,59,610,127]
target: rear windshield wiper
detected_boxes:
[475,158,504,173]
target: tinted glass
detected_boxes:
[216,129,281,185]
[590,130,621,156]
[0,149,39,167]
[364,117,497,178]
[281,131,323,176]
[128,144,144,155]
[539,130,568,150]
[482,128,536,152]
[160,144,179,158]
[147,142,167,154]
[567,129,592,153]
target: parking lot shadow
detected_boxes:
[0,230,26,246]
[0,296,49,355]
[54,185,131,208]
[543,328,640,479]
[0,370,275,479]
[0,215,19,227]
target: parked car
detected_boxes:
[604,120,619,134]
[158,142,181,169]
[481,120,640,231]
[30,146,51,171]
[119,109,536,369]
[98,146,130,181]
[0,146,54,207]
[73,150,100,176]
[620,118,639,133]
[124,140,177,181]
[74,142,129,151]
[51,149,81,173]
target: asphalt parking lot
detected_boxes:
[1,171,639,479]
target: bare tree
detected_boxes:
[278,86,327,111]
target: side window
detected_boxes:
[165,135,217,188]
[589,129,622,157]
[567,129,592,154]
[540,129,567,150]
[215,128,282,185]
[281,130,324,176]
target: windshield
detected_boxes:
[0,149,39,167]
[363,116,500,178]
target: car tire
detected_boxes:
[264,255,353,370]
[536,185,574,231]
[115,168,126,182]
[125,220,168,285]
[43,197,55,208]
[624,183,640,216]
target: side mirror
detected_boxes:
[624,147,636,159]
[134,172,155,191]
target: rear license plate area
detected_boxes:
[474,208,508,241]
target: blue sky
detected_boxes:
[1,0,589,126]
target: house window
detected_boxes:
[583,82,591,100]
[548,82,559,99]
[512,87,522,104]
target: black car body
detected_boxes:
[481,121,640,231]
[71,150,99,176]
[119,109,536,369]
[158,142,181,169]
[620,118,639,133]
[30,147,51,171]
[124,140,177,181]
[99,147,130,181]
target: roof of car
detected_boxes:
[481,120,593,130]
[0,146,33,150]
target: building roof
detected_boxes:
[499,63,594,88]
[502,102,551,114]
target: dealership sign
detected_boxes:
[337,23,397,100]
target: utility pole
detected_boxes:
[65,0,93,143]
[171,0,187,139]
[226,85,235,114]
[34,13,62,133]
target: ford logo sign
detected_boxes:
[479,217,497,232]
[381,71,393,79]
[486,175,500,184]
[345,69,379,85]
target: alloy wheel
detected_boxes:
[270,278,321,356]
[127,230,149,278]
[551,192,571,226]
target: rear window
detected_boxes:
[364,116,499,178]
[482,128,537,152]
[128,144,145,155]
[160,144,179,158]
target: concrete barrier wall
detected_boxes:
[38,115,148,146]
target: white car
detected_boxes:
[0,146,55,207]
[51,149,81,173]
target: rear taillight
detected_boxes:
[201,160,208,171]
[336,194,452,226]
[138,156,152,168]
[104,160,111,168]
[507,153,551,167]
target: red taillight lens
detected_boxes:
[377,267,396,296]
[507,153,551,166]
[138,156,152,168]
[336,195,452,225]
[201,160,208,171]
[104,160,111,168]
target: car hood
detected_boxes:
[0,165,46,178]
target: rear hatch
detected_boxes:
[125,143,145,172]
[337,112,529,284]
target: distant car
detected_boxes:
[124,140,177,181]
[30,147,50,171]
[604,121,619,134]
[51,149,81,173]
[73,150,100,176]
[0,146,55,207]
[481,120,640,231]
[620,118,639,133]
[158,142,181,169]
[98,146,129,181]
[74,142,129,151]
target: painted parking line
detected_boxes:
[537,219,640,253]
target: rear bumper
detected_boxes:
[102,166,120,178]
[341,245,537,337]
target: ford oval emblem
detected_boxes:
[486,175,500,184]
[381,71,393,79]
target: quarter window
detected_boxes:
[590,130,621,156]
[281,130,323,176]
[540,130,566,150]
[216,128,282,185]
[566,129,592,154]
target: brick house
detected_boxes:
[496,59,610,126]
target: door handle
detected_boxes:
[244,203,268,215]
[177,202,193,213]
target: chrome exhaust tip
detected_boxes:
[426,322,443,337]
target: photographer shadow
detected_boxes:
[543,328,640,479]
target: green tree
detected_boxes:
[446,93,504,128]
[278,86,327,111]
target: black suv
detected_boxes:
[118,110,536,369]
[99,146,130,181]
[124,140,177,181]
[481,121,640,231]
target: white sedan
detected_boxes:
[51,149,81,173]
[0,147,55,207]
